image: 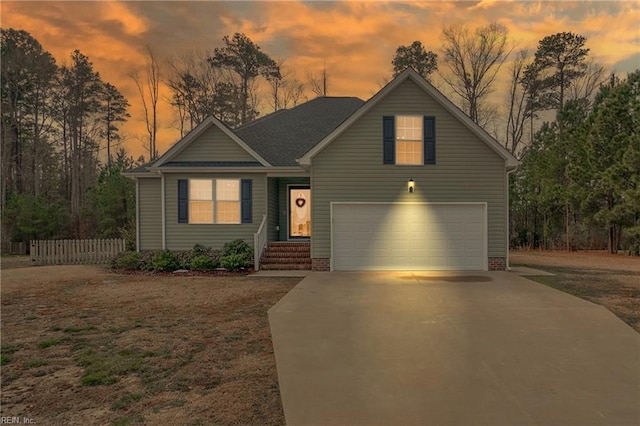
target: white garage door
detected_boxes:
[331,203,487,271]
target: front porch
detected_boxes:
[255,177,312,270]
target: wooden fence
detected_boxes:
[30,238,126,266]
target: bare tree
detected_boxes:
[281,77,306,108]
[167,50,218,134]
[307,65,328,97]
[567,60,607,110]
[505,49,533,156]
[440,22,511,124]
[131,45,160,160]
[268,61,307,111]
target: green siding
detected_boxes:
[164,173,267,250]
[267,178,279,242]
[138,178,162,250]
[173,126,257,162]
[278,177,311,241]
[311,79,507,259]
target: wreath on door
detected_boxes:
[295,197,306,208]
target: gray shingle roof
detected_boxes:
[161,161,263,167]
[234,97,364,166]
[127,164,151,173]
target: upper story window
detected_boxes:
[396,115,423,165]
[383,115,436,166]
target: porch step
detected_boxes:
[260,242,311,270]
[262,250,311,259]
[260,263,312,271]
[264,242,310,251]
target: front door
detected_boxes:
[289,186,311,239]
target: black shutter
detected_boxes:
[241,179,252,224]
[177,179,189,223]
[424,116,436,165]
[383,116,395,164]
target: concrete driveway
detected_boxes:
[269,271,640,426]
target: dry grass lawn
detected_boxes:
[1,260,300,425]
[511,250,640,332]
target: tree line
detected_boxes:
[1,28,136,244]
[2,25,638,254]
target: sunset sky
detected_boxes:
[2,1,639,159]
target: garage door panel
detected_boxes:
[332,203,487,271]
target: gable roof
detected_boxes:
[150,115,270,168]
[235,97,365,166]
[298,69,519,169]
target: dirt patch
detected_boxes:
[1,265,300,425]
[511,250,640,332]
[1,255,32,270]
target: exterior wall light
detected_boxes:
[408,178,415,193]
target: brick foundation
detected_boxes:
[312,258,330,271]
[488,257,506,271]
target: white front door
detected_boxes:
[289,187,311,238]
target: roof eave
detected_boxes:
[148,165,307,174]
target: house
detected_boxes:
[125,69,518,271]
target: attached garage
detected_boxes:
[331,202,487,271]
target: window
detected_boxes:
[189,179,213,224]
[216,179,240,224]
[396,115,423,165]
[187,179,240,224]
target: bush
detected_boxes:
[173,250,193,270]
[112,242,248,273]
[137,251,156,271]
[190,255,218,271]
[220,253,248,271]
[192,243,213,257]
[150,250,180,272]
[111,251,142,270]
[221,239,253,264]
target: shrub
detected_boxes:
[220,253,248,271]
[150,250,180,272]
[138,251,156,271]
[111,251,142,270]
[173,250,194,270]
[190,255,218,271]
[171,244,219,269]
[221,239,253,264]
[192,243,213,257]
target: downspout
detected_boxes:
[161,173,166,250]
[506,166,517,270]
[135,179,140,252]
